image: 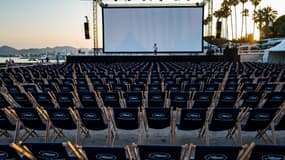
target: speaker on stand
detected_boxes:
[84,16,90,39]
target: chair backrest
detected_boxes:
[45,108,77,130]
[0,109,16,131]
[0,144,21,159]
[242,108,277,131]
[32,92,54,108]
[77,108,108,130]
[248,144,285,160]
[83,146,130,160]
[0,94,10,108]
[241,92,262,108]
[274,112,285,130]
[193,145,243,160]
[23,143,70,160]
[124,92,143,108]
[55,92,75,108]
[216,92,238,108]
[178,108,207,130]
[134,144,185,160]
[112,108,140,130]
[14,108,46,130]
[208,108,240,131]
[192,92,214,108]
[147,92,166,108]
[78,92,99,108]
[170,92,189,109]
[10,93,33,108]
[263,92,285,108]
[144,108,171,129]
[100,92,121,108]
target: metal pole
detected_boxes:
[93,0,97,56]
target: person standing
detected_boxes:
[153,43,158,55]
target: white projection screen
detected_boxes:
[102,6,204,53]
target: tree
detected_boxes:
[221,0,231,39]
[253,7,278,39]
[250,0,261,39]
[240,0,248,37]
[273,15,285,37]
[262,7,278,38]
[242,8,249,38]
[253,9,264,38]
[228,0,239,39]
[214,9,224,38]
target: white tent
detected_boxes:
[263,39,285,63]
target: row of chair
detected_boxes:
[3,141,284,160]
[1,105,285,145]
[1,88,285,109]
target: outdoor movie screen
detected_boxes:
[102,6,204,53]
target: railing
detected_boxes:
[238,49,265,55]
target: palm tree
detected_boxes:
[253,7,278,39]
[253,9,265,38]
[214,9,224,38]
[242,8,249,37]
[221,1,231,39]
[250,0,261,39]
[240,0,248,37]
[228,0,239,39]
[262,7,278,38]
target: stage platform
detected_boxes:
[66,54,230,63]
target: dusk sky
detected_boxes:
[0,0,284,49]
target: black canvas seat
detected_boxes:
[189,144,245,160]
[78,92,99,108]
[147,91,166,108]
[169,92,189,109]
[132,144,187,160]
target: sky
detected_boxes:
[0,0,284,49]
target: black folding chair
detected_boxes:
[0,144,22,159]
[263,92,285,108]
[44,108,78,143]
[78,92,100,108]
[32,92,55,108]
[10,93,34,108]
[216,91,239,108]
[11,142,75,160]
[173,108,207,144]
[243,143,285,160]
[13,107,50,143]
[100,92,122,108]
[189,144,246,160]
[241,92,263,108]
[236,108,278,144]
[0,93,11,108]
[169,92,190,109]
[81,146,132,160]
[108,107,143,146]
[204,108,241,144]
[123,92,144,108]
[76,107,111,145]
[133,143,187,160]
[147,92,166,108]
[54,92,76,108]
[0,109,16,141]
[142,108,173,144]
[192,91,214,108]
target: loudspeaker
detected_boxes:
[84,21,90,39]
[216,21,222,39]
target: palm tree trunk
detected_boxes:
[230,7,234,40]
[235,6,237,39]
[253,6,256,39]
[241,3,244,38]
